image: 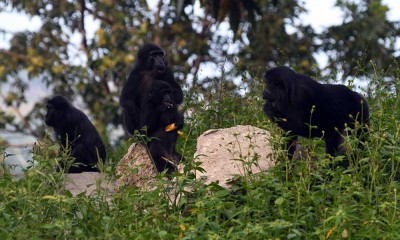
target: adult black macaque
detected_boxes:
[45,95,106,173]
[140,81,184,174]
[120,43,183,135]
[262,66,369,166]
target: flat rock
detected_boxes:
[64,172,114,196]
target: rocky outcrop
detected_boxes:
[115,125,275,189]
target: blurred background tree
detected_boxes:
[0,0,399,144]
[321,0,400,79]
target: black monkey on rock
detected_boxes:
[120,43,183,135]
[140,81,184,173]
[45,95,106,173]
[262,66,369,165]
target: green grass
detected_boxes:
[1,72,400,239]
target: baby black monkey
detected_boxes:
[140,81,184,173]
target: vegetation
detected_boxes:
[1,70,400,239]
[1,1,400,239]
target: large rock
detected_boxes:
[115,143,158,189]
[194,125,274,188]
[115,143,182,190]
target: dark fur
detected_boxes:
[45,95,106,173]
[262,66,369,164]
[120,43,183,135]
[141,81,184,173]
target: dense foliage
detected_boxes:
[1,71,400,239]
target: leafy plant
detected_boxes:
[1,68,400,239]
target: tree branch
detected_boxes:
[84,6,114,25]
[78,0,89,55]
[154,0,162,46]
[0,49,28,61]
[0,92,37,137]
[189,4,213,92]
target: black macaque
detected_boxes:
[140,81,184,174]
[120,43,183,135]
[262,66,369,166]
[45,95,106,173]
